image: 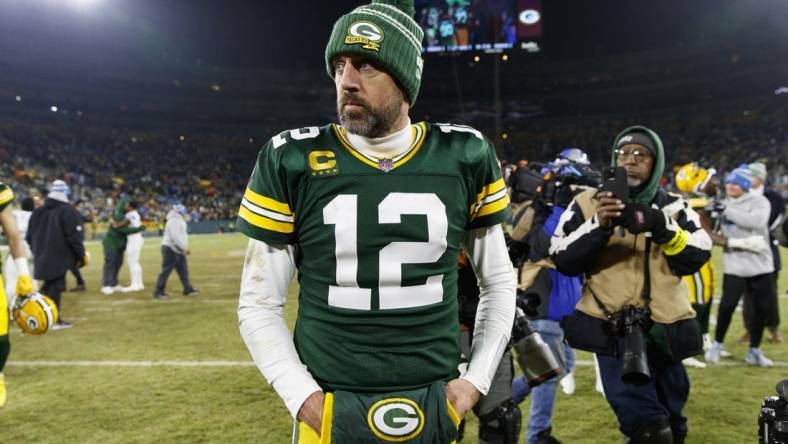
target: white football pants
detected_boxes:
[125,234,144,288]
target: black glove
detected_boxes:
[703,200,725,216]
[619,203,666,236]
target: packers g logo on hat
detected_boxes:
[367,397,424,441]
[345,21,384,51]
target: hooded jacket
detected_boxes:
[27,198,86,280]
[549,126,712,324]
[720,191,773,277]
[162,209,189,255]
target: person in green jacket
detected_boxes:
[101,197,144,295]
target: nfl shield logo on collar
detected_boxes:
[378,158,393,172]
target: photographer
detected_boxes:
[509,148,599,444]
[549,127,712,444]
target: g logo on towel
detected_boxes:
[367,397,424,441]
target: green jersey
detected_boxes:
[238,122,509,393]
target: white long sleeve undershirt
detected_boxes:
[237,224,516,419]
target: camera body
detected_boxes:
[509,162,601,206]
[759,380,788,444]
[606,304,653,386]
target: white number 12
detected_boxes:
[322,193,448,310]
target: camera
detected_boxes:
[511,290,561,387]
[759,379,788,443]
[509,161,601,206]
[606,304,652,386]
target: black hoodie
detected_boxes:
[26,198,86,280]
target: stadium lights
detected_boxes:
[179,135,185,141]
[502,54,509,61]
[775,87,788,95]
[68,0,104,8]
[474,55,480,62]
[15,96,22,102]
[50,106,58,113]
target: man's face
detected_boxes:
[33,196,43,208]
[616,143,654,188]
[750,177,763,189]
[333,55,406,138]
[725,182,745,198]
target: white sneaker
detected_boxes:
[704,342,722,364]
[112,285,123,292]
[560,372,576,395]
[702,334,711,352]
[719,348,733,358]
[745,348,774,367]
[119,286,134,293]
[682,357,707,369]
[100,286,115,295]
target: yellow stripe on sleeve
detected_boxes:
[243,188,292,216]
[470,178,506,215]
[476,194,510,218]
[0,189,14,206]
[239,206,294,234]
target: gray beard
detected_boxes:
[338,97,401,138]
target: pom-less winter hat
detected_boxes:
[725,166,752,192]
[325,0,424,106]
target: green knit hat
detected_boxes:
[325,0,424,106]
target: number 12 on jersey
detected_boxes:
[323,192,448,311]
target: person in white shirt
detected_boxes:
[120,201,144,292]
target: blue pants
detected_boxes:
[597,350,689,438]
[154,246,194,294]
[512,320,575,444]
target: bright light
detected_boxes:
[69,0,104,8]
[473,55,480,62]
[50,106,58,112]
[775,86,788,95]
[179,135,185,141]
[15,95,21,102]
[502,54,509,61]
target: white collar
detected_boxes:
[345,118,413,158]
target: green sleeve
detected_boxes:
[236,138,296,245]
[467,138,510,229]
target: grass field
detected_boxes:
[2,233,786,443]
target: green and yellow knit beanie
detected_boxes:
[325,0,424,106]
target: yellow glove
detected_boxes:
[78,252,90,268]
[16,274,34,296]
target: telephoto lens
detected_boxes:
[620,306,651,386]
[512,308,561,387]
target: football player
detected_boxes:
[237,1,516,442]
[674,163,720,367]
[0,182,36,407]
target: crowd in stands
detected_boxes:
[1,99,785,233]
[0,122,260,232]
